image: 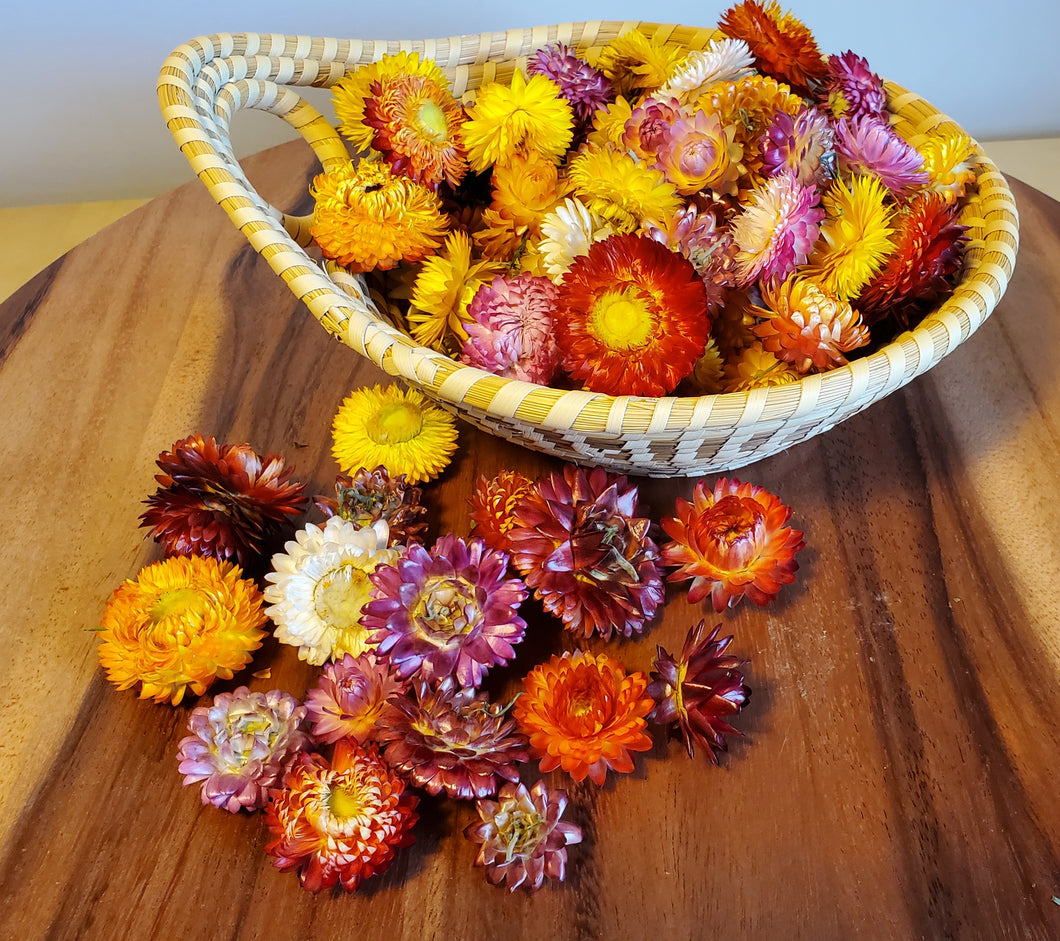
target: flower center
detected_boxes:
[413,576,478,638]
[328,782,365,820]
[414,99,448,142]
[589,288,656,350]
[150,586,206,622]
[496,807,545,860]
[314,562,370,631]
[365,402,423,445]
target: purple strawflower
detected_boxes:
[622,96,684,162]
[460,273,560,384]
[527,42,613,124]
[176,686,309,812]
[304,652,407,744]
[760,106,836,190]
[833,115,929,197]
[363,534,529,688]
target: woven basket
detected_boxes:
[158,25,1019,477]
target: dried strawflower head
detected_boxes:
[265,740,418,893]
[536,197,615,281]
[465,780,582,892]
[515,650,654,785]
[468,471,535,553]
[661,477,804,611]
[553,233,710,396]
[378,681,529,799]
[655,107,742,197]
[331,383,458,485]
[97,556,266,705]
[264,517,400,665]
[648,621,750,761]
[833,116,928,198]
[176,687,309,812]
[309,159,448,273]
[824,50,886,120]
[760,106,835,190]
[314,466,428,547]
[722,340,800,392]
[140,434,307,569]
[528,42,613,126]
[508,464,664,641]
[567,146,680,233]
[592,27,686,98]
[656,38,756,102]
[363,534,528,688]
[304,652,406,744]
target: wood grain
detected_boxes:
[0,141,1057,940]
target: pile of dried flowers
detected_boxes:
[97,377,804,893]
[308,0,974,397]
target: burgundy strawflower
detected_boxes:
[507,465,664,640]
[363,534,528,688]
[824,50,887,120]
[464,780,582,892]
[314,466,428,546]
[378,681,529,799]
[304,652,407,744]
[648,621,751,761]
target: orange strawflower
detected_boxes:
[97,555,266,705]
[265,740,419,893]
[468,470,535,552]
[661,477,804,611]
[515,650,654,785]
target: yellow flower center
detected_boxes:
[415,99,448,142]
[150,586,206,622]
[366,402,424,445]
[314,562,370,631]
[589,288,656,350]
[328,782,365,820]
[413,576,477,638]
[496,807,546,860]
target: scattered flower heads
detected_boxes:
[378,681,529,799]
[331,383,458,484]
[265,740,419,893]
[465,780,583,892]
[140,434,307,568]
[264,516,399,665]
[516,650,654,785]
[98,555,266,705]
[176,687,309,811]
[508,464,664,640]
[363,534,528,687]
[661,477,805,611]
[648,621,750,761]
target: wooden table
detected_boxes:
[1,141,1057,940]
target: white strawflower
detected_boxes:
[536,197,614,282]
[264,516,398,664]
[657,39,755,102]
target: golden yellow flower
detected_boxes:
[722,341,800,392]
[331,383,459,484]
[460,70,574,172]
[806,174,895,300]
[592,28,686,97]
[918,131,977,205]
[310,160,448,272]
[687,337,726,394]
[332,52,452,152]
[585,95,634,148]
[408,231,506,350]
[98,556,266,705]
[567,146,681,232]
[474,152,564,261]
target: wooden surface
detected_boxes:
[0,140,1058,940]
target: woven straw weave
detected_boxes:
[158,25,1019,477]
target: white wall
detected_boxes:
[3,0,1057,206]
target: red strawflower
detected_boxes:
[507,464,664,641]
[468,471,535,553]
[554,233,710,396]
[140,434,307,568]
[648,621,751,761]
[661,477,804,611]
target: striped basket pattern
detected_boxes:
[158,24,1019,477]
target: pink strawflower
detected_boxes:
[528,42,613,125]
[622,96,684,162]
[825,50,887,120]
[378,680,529,799]
[732,170,824,285]
[304,652,407,744]
[760,106,835,189]
[363,534,528,688]
[654,107,740,196]
[833,115,929,197]
[176,686,309,812]
[465,780,582,892]
[460,273,561,384]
